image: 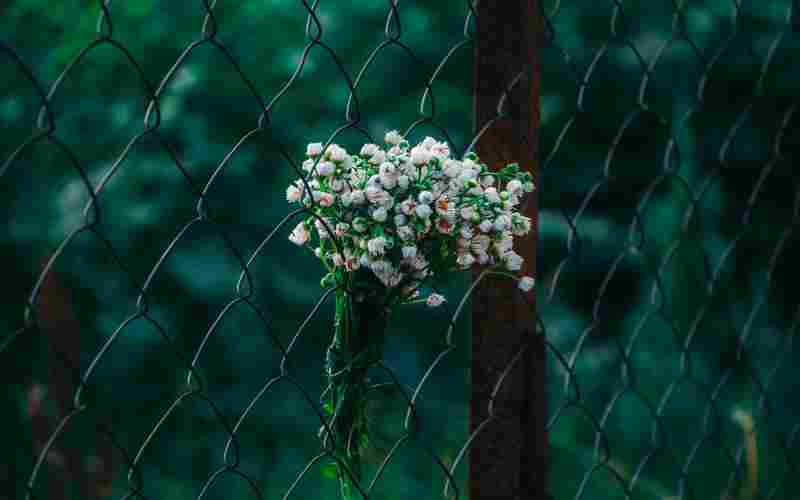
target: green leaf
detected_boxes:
[321,461,338,480]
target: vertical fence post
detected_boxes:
[471,1,545,499]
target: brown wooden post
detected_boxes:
[471,1,545,499]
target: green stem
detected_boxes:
[325,285,388,500]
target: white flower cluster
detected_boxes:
[286,131,536,305]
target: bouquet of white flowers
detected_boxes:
[286,130,534,498]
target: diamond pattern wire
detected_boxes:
[0,1,517,499]
[540,0,800,499]
[2,0,799,499]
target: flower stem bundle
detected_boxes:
[287,131,536,499]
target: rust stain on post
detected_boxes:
[471,1,545,499]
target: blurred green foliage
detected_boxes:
[540,1,800,499]
[1,1,473,499]
[1,0,799,499]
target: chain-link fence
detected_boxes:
[1,0,799,499]
[541,0,800,498]
[1,2,505,499]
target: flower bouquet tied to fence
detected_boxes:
[285,130,535,498]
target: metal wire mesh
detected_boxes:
[540,0,800,498]
[2,0,799,499]
[1,1,485,499]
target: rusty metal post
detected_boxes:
[471,1,545,499]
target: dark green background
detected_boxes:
[2,1,798,499]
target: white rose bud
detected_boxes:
[461,167,478,180]
[372,207,388,222]
[512,214,532,236]
[397,226,415,241]
[342,155,354,170]
[484,187,501,204]
[506,179,523,194]
[385,130,403,145]
[443,159,462,178]
[504,251,524,271]
[317,161,336,177]
[518,276,535,292]
[306,142,323,156]
[370,150,386,165]
[286,185,302,202]
[456,252,476,268]
[289,222,310,246]
[318,192,335,207]
[460,206,476,221]
[367,237,388,256]
[327,144,348,162]
[360,143,379,157]
[397,175,410,190]
[421,137,437,149]
[415,204,432,219]
[410,147,430,166]
[426,293,446,308]
[380,174,397,190]
[370,260,391,274]
[379,162,396,176]
[417,191,434,204]
[365,186,382,203]
[402,246,417,259]
[493,214,511,232]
